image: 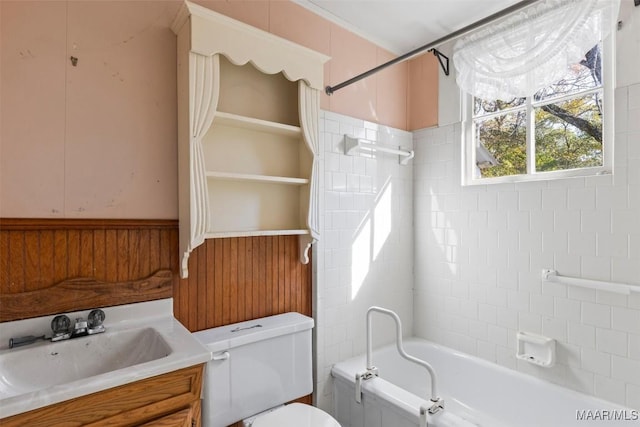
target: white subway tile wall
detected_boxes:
[314,110,414,413]
[413,83,640,408]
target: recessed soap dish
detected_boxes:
[516,331,556,367]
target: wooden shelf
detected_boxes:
[206,171,309,185]
[205,229,309,239]
[214,111,301,137]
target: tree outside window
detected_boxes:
[468,43,610,182]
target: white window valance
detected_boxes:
[452,0,620,100]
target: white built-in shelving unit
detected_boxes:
[171,1,329,278]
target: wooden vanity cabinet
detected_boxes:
[0,364,204,427]
[139,403,200,427]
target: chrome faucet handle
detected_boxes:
[87,309,106,334]
[88,309,105,328]
[51,315,72,342]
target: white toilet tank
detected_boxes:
[193,313,314,427]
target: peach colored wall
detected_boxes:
[2,1,68,217]
[408,53,439,131]
[203,0,412,129]
[1,1,179,219]
[0,0,437,219]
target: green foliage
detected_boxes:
[475,44,604,179]
[477,94,602,178]
[478,111,527,178]
[534,95,602,172]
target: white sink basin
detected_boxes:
[0,327,171,399]
[0,299,211,419]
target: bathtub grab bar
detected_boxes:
[542,269,639,295]
[358,306,444,422]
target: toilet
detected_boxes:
[193,312,340,427]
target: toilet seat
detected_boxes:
[251,403,340,427]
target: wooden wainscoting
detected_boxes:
[0,218,178,321]
[0,219,312,329]
[175,235,312,332]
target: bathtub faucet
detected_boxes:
[360,306,444,424]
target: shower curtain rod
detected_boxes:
[324,0,540,96]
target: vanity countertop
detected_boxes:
[0,298,211,419]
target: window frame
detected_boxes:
[462,32,615,186]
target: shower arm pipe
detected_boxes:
[366,306,442,408]
[324,0,540,96]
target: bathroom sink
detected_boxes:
[0,327,171,399]
[0,299,211,419]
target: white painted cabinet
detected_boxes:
[171,1,329,278]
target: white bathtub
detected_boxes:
[332,338,638,427]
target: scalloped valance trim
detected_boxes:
[172,1,330,91]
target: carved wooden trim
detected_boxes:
[0,218,178,322]
[0,269,173,322]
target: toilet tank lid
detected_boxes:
[193,312,314,353]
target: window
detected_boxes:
[463,36,614,185]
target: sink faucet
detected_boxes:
[51,309,106,342]
[9,309,107,348]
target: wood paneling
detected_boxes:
[0,218,178,322]
[174,235,312,332]
[1,219,313,334]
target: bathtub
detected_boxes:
[332,338,638,427]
